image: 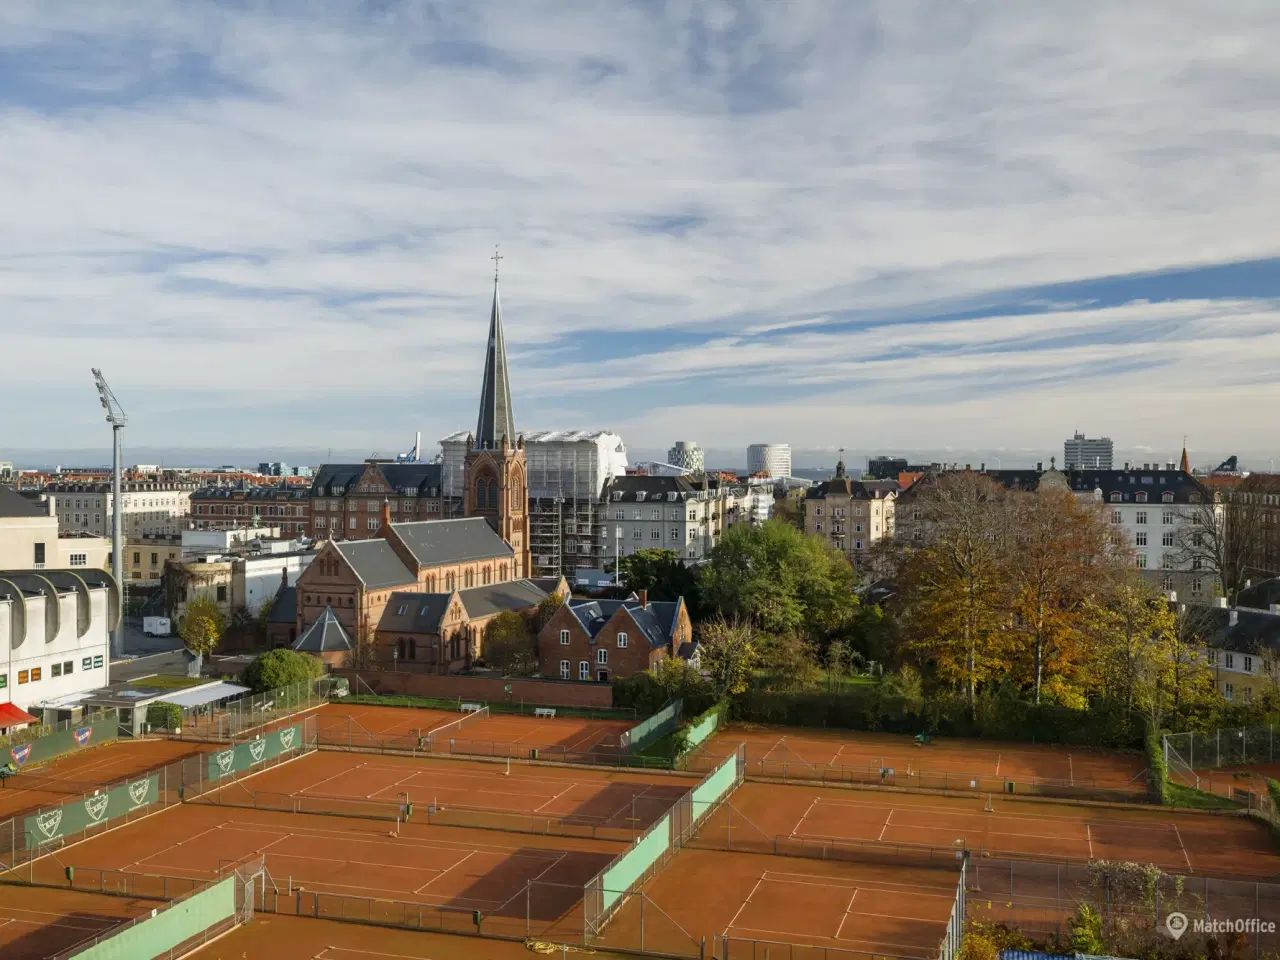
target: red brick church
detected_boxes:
[285,268,554,670]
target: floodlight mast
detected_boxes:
[91,368,127,659]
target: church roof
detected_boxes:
[293,606,353,653]
[393,517,514,566]
[474,276,517,451]
[335,539,414,588]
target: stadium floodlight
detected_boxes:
[91,368,127,659]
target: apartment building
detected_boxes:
[538,591,695,682]
[599,475,730,566]
[747,444,791,479]
[44,481,196,538]
[803,461,896,566]
[0,488,108,571]
[191,485,311,536]
[125,535,182,584]
[308,462,447,541]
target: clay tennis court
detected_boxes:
[702,780,1280,877]
[317,701,634,758]
[13,802,622,942]
[182,911,639,960]
[0,738,200,819]
[0,885,158,959]
[600,847,960,960]
[210,749,693,833]
[698,723,1148,793]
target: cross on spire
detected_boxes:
[491,245,503,282]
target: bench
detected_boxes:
[460,702,484,714]
[534,708,557,719]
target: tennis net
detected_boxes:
[424,705,490,744]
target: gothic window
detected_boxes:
[487,478,498,509]
[476,478,488,509]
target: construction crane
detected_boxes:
[91,368,127,659]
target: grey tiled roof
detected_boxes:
[0,486,45,518]
[309,464,367,497]
[268,585,297,624]
[379,592,453,634]
[603,476,700,502]
[458,579,549,619]
[335,540,414,589]
[806,479,897,500]
[293,606,353,652]
[393,518,513,566]
[565,596,683,650]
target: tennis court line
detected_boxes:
[723,874,766,932]
[1173,823,1192,870]
[413,850,475,895]
[834,888,859,939]
[727,923,939,955]
[759,871,958,897]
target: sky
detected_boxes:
[2,2,1279,467]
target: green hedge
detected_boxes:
[727,687,1144,749]
[145,702,184,731]
[1145,726,1167,803]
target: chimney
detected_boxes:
[381,498,391,528]
[1229,608,1239,627]
[1036,461,1043,472]
[280,566,288,586]
[980,462,985,472]
[637,589,648,607]
[1124,461,1130,470]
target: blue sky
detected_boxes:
[2,2,1279,463]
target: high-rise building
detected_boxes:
[1064,432,1114,470]
[666,441,705,473]
[746,444,792,479]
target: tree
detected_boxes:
[1003,485,1124,703]
[616,549,700,607]
[700,519,859,641]
[896,473,1009,709]
[1081,575,1179,728]
[697,617,760,698]
[1174,479,1268,605]
[531,591,563,634]
[483,611,537,676]
[757,632,820,690]
[651,655,711,702]
[179,595,225,659]
[241,648,323,693]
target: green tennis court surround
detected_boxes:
[23,773,158,847]
[205,723,303,780]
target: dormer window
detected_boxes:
[611,491,622,502]
[1136,492,1147,503]
[1162,492,1174,503]
[636,491,646,502]
[667,492,678,501]
[1110,492,1121,502]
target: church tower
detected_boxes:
[463,251,530,578]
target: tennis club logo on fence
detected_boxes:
[36,809,62,840]
[279,727,295,751]
[10,743,32,766]
[84,792,109,822]
[73,726,93,747]
[248,738,266,763]
[127,779,149,808]
[215,749,235,776]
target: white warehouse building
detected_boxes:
[747,443,792,479]
[1,569,118,720]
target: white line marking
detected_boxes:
[834,888,859,939]
[877,808,893,841]
[790,797,819,838]
[1173,823,1192,870]
[413,850,474,894]
[724,875,766,931]
[534,785,576,813]
[1087,823,1093,859]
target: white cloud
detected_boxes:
[0,1,1278,454]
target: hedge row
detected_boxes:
[1145,726,1167,803]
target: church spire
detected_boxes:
[474,247,516,451]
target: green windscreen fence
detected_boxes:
[206,723,302,780]
[679,705,724,758]
[6,716,117,769]
[23,774,159,848]
[620,700,682,753]
[689,753,737,824]
[600,813,671,917]
[66,874,236,960]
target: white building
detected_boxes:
[666,441,705,474]
[0,488,109,572]
[747,444,792,479]
[1,568,117,716]
[44,481,196,538]
[601,475,731,565]
[1063,433,1114,470]
[442,428,629,577]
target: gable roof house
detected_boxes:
[537,589,695,683]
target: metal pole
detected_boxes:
[110,422,123,658]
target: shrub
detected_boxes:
[241,648,324,694]
[1146,725,1167,803]
[146,702,183,731]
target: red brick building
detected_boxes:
[537,591,695,683]
[191,486,310,536]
